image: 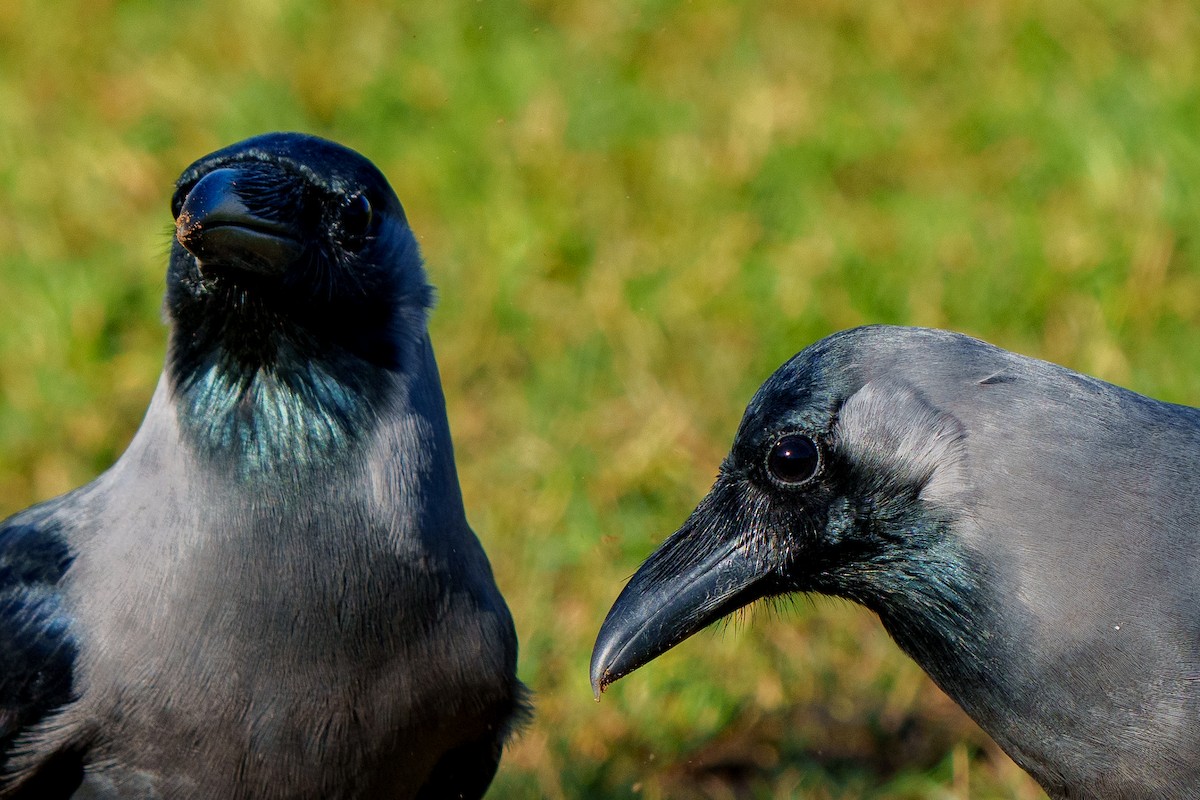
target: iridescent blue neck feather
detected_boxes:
[169,341,389,479]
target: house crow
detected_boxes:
[592,325,1200,799]
[0,133,527,799]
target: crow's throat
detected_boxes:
[165,284,394,478]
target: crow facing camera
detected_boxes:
[0,133,528,800]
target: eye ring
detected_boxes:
[341,192,374,238]
[765,433,821,487]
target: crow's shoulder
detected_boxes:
[0,500,78,767]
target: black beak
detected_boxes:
[175,168,303,274]
[590,481,779,697]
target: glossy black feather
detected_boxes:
[0,513,76,769]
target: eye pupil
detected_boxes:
[342,192,373,237]
[767,434,819,486]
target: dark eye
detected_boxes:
[341,192,374,238]
[766,433,820,486]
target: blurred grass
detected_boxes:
[3,1,1200,797]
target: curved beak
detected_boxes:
[175,168,303,274]
[590,480,778,697]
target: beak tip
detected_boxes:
[588,648,608,700]
[174,219,201,257]
[588,499,764,703]
[590,626,631,700]
[589,669,614,701]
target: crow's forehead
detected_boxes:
[177,132,397,205]
[729,368,838,465]
[728,330,883,461]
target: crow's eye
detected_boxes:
[341,192,374,239]
[766,433,820,486]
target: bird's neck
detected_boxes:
[166,273,407,374]
[166,326,394,480]
[855,537,1023,734]
[872,550,998,668]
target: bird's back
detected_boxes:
[837,327,1200,796]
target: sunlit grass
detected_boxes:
[3,1,1200,797]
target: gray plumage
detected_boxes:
[0,133,527,799]
[591,325,1200,799]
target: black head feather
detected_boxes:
[163,133,434,474]
[166,132,431,380]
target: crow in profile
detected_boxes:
[592,325,1200,799]
[0,132,527,799]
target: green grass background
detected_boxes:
[3,1,1199,797]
